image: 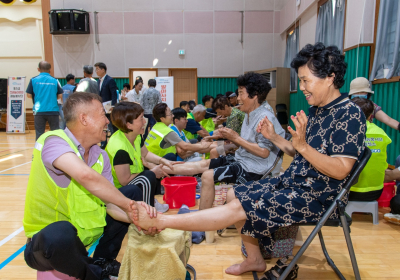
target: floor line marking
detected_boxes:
[0,161,31,173]
[0,244,26,270]
[0,227,24,247]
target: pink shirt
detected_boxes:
[41,128,113,188]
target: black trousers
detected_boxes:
[348,188,383,201]
[34,114,59,140]
[24,184,143,280]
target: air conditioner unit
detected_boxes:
[261,71,276,88]
[49,9,90,35]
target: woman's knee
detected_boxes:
[226,187,236,203]
[227,198,247,219]
[201,169,214,181]
[38,221,77,245]
[119,184,144,201]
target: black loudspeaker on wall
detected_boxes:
[49,9,90,35]
[0,78,7,109]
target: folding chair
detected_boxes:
[275,148,371,280]
[260,133,292,180]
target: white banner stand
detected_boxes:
[155,77,174,109]
[6,77,26,134]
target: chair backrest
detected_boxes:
[342,148,372,192]
[261,133,292,180]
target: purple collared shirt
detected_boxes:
[41,128,113,188]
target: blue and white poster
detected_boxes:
[7,77,26,133]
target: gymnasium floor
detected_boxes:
[0,132,399,280]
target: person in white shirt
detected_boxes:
[123,79,143,105]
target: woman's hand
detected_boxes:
[288,110,308,153]
[150,164,170,179]
[142,227,162,236]
[159,158,184,171]
[219,127,239,141]
[257,116,278,141]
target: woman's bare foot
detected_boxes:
[225,258,266,275]
[134,203,162,230]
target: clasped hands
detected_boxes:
[257,110,308,153]
[128,200,162,236]
[203,127,239,142]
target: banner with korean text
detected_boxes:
[7,77,26,133]
[155,77,174,109]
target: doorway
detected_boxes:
[168,68,197,108]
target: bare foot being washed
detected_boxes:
[225,258,266,275]
[133,202,163,231]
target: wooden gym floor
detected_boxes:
[0,132,399,280]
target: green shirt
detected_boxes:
[226,107,245,135]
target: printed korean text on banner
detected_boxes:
[7,77,26,133]
[155,77,174,109]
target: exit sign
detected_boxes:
[179,49,185,55]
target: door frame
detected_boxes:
[128,68,159,90]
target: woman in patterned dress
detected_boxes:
[133,43,367,279]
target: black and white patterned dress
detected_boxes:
[233,93,366,253]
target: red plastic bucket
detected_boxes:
[162,176,197,209]
[377,182,396,207]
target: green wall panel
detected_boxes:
[197,78,237,105]
[341,46,371,93]
[371,82,400,165]
[289,82,310,126]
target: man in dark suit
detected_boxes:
[95,62,118,148]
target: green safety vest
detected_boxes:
[23,130,107,246]
[145,122,177,157]
[106,130,144,189]
[200,117,215,133]
[183,113,197,140]
[351,122,392,193]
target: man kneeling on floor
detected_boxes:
[23,92,158,280]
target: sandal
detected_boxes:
[258,256,299,280]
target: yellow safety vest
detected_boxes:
[23,130,106,246]
[183,113,197,140]
[351,122,392,192]
[106,130,144,189]
[145,122,177,157]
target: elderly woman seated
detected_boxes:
[132,43,367,279]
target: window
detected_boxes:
[284,25,299,92]
[370,0,400,81]
[315,0,346,51]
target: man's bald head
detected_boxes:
[38,61,51,73]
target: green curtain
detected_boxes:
[289,81,310,126]
[197,77,237,105]
[371,81,400,165]
[341,46,371,93]
[57,78,129,90]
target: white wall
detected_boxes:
[50,0,287,78]
[0,5,44,109]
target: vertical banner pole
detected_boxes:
[6,77,26,134]
[155,77,174,109]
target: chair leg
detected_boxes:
[318,231,346,280]
[339,212,362,280]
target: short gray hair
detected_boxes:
[192,104,206,114]
[63,92,102,125]
[83,65,94,75]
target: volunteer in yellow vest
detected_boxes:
[350,98,392,201]
[145,103,212,161]
[200,95,216,133]
[106,102,177,213]
[183,104,210,141]
[23,92,159,280]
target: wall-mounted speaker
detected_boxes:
[49,9,90,35]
